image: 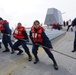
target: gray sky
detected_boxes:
[0,0,76,28]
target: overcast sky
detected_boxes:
[0,0,76,28]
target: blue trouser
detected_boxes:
[32,44,56,64]
[74,31,76,49]
[2,34,13,50]
[13,40,30,55]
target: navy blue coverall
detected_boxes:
[1,21,13,52]
[13,30,32,59]
[30,28,57,65]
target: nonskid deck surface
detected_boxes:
[0,29,76,75]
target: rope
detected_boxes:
[36,43,76,60]
[20,39,76,60]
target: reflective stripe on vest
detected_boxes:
[31,26,44,43]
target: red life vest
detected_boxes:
[0,20,8,30]
[13,26,25,39]
[31,26,44,43]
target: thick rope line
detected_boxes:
[19,39,76,60]
[2,35,76,60]
[36,43,76,60]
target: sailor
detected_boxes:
[0,17,14,54]
[70,18,76,52]
[29,20,58,70]
[13,22,32,61]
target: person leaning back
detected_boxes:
[29,20,58,70]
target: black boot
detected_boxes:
[17,50,23,55]
[34,56,39,64]
[11,50,15,54]
[72,48,76,52]
[72,49,76,52]
[11,51,14,54]
[3,49,10,52]
[0,44,2,48]
[0,42,1,48]
[50,56,58,70]
[53,63,58,70]
[28,55,32,61]
[11,48,15,54]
